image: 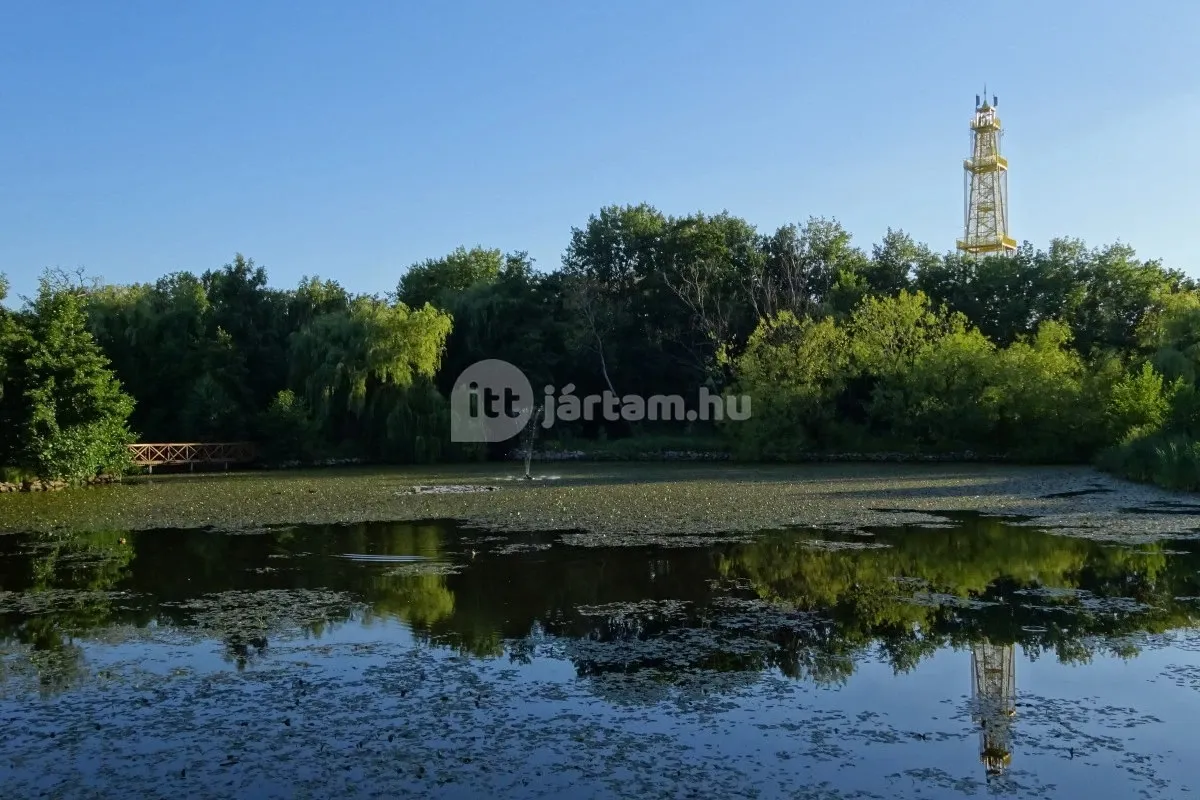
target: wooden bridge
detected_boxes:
[127,442,256,473]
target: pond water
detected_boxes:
[2,514,1199,798]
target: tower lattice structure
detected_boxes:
[956,91,1016,256]
[971,642,1017,776]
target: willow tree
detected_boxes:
[287,296,453,461]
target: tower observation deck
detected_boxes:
[956,91,1017,256]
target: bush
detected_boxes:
[1099,433,1200,491]
[257,389,323,463]
[1105,362,1175,443]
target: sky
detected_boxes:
[3,0,1199,303]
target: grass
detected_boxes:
[1099,433,1200,491]
[1,466,37,485]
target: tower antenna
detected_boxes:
[956,92,1016,257]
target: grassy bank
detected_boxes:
[1098,433,1200,492]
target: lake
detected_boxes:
[2,466,1200,797]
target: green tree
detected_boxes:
[562,204,670,401]
[752,217,870,320]
[287,296,453,459]
[1105,362,1175,443]
[841,291,976,443]
[986,321,1098,460]
[888,325,998,449]
[397,246,505,309]
[200,255,290,430]
[436,253,572,396]
[863,228,936,297]
[0,276,135,480]
[0,274,10,408]
[727,312,851,456]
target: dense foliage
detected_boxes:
[0,276,134,481]
[2,205,1198,484]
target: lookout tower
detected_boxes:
[956,91,1016,256]
[971,642,1017,776]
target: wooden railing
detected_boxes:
[127,442,256,472]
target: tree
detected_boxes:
[436,253,571,396]
[397,246,504,309]
[863,228,935,297]
[0,274,9,407]
[1105,362,1175,444]
[661,212,763,384]
[287,296,453,457]
[727,311,851,457]
[844,292,994,447]
[562,204,670,401]
[1067,243,1193,356]
[750,217,870,321]
[201,255,290,427]
[985,321,1099,460]
[0,276,135,480]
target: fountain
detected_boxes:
[522,404,543,479]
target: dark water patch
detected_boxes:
[1121,500,1200,515]
[338,553,433,562]
[1040,487,1116,499]
[868,508,1041,526]
[1,517,1199,796]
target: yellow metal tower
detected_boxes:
[956,90,1016,256]
[971,642,1017,776]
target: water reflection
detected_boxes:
[2,517,1199,690]
[972,642,1017,775]
[2,515,1199,792]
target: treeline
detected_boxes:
[2,204,1199,486]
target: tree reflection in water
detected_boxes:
[1,515,1198,698]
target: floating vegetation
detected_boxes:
[3,479,1200,796]
[5,463,1200,545]
[380,561,465,577]
[0,589,140,616]
[493,542,553,555]
[798,538,892,551]
[495,474,564,482]
[400,484,500,495]
[575,599,693,619]
[161,589,358,643]
[557,531,759,549]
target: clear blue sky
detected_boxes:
[3,0,1198,303]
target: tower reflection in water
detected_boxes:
[971,642,1017,776]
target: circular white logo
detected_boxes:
[449,359,535,443]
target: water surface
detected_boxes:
[2,515,1199,798]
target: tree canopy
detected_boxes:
[3,204,1197,481]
